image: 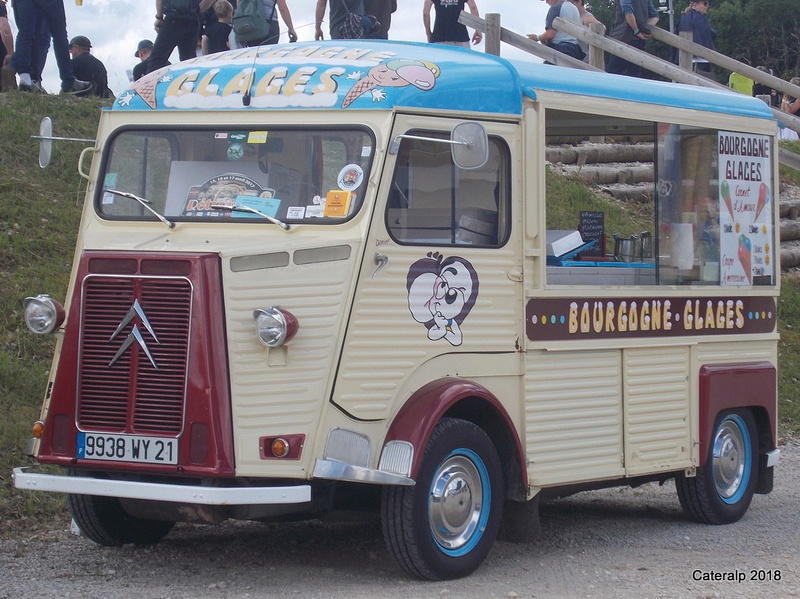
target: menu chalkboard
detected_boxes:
[579,211,605,257]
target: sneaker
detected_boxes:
[1,64,17,92]
[31,81,47,94]
[60,79,92,95]
[19,81,33,92]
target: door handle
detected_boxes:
[372,252,388,279]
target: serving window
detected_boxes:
[544,110,775,287]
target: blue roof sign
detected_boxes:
[112,40,773,122]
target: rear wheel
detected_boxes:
[68,493,175,546]
[676,410,758,524]
[381,418,504,580]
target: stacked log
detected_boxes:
[547,141,800,270]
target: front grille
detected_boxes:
[77,275,192,435]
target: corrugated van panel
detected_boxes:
[525,349,624,486]
[623,346,692,475]
[335,247,521,420]
[224,257,356,475]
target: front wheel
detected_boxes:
[68,493,175,546]
[676,410,758,524]
[381,418,504,580]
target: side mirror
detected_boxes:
[32,116,95,169]
[389,121,489,170]
[38,117,53,168]
[451,122,489,170]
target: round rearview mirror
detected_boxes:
[38,117,53,169]
[451,122,489,170]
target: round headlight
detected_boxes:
[23,294,65,334]
[253,307,298,347]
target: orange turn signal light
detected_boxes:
[271,438,290,458]
[31,420,45,439]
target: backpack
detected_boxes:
[233,0,273,45]
[163,0,198,21]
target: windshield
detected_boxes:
[98,127,374,224]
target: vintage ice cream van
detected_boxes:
[14,40,781,580]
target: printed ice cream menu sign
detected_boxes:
[718,132,773,285]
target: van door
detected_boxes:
[333,113,524,423]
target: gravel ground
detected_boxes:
[1,442,798,599]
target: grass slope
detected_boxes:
[0,92,797,534]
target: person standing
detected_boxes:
[364,0,396,39]
[315,0,366,40]
[241,0,297,46]
[606,0,659,78]
[148,0,216,74]
[672,0,716,78]
[202,0,233,54]
[8,0,91,93]
[527,0,583,61]
[0,0,15,91]
[423,0,482,49]
[68,35,112,97]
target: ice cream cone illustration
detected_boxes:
[738,234,752,283]
[131,67,169,109]
[754,182,770,222]
[341,59,440,109]
[721,179,734,219]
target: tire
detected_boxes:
[676,410,758,525]
[68,493,175,546]
[381,418,504,580]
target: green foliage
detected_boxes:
[778,278,800,437]
[545,169,652,254]
[0,91,109,534]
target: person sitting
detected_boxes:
[527,0,584,62]
[132,39,158,82]
[68,35,113,97]
[752,66,779,107]
[782,77,800,115]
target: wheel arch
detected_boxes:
[698,361,777,469]
[384,377,527,501]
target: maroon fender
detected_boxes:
[698,362,777,467]
[384,377,526,484]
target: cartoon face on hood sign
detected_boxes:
[407,252,479,346]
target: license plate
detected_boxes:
[76,432,178,465]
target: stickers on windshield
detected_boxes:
[229,132,248,142]
[182,173,265,216]
[338,164,363,191]
[248,131,268,144]
[324,190,353,217]
[227,143,244,161]
[231,195,280,218]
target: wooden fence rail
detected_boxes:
[459,12,800,165]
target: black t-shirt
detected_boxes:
[430,0,469,44]
[72,52,113,98]
[133,57,171,81]
[205,21,232,54]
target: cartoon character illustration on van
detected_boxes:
[406,252,479,346]
[341,59,440,109]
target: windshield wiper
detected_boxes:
[105,188,175,229]
[210,203,290,230]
